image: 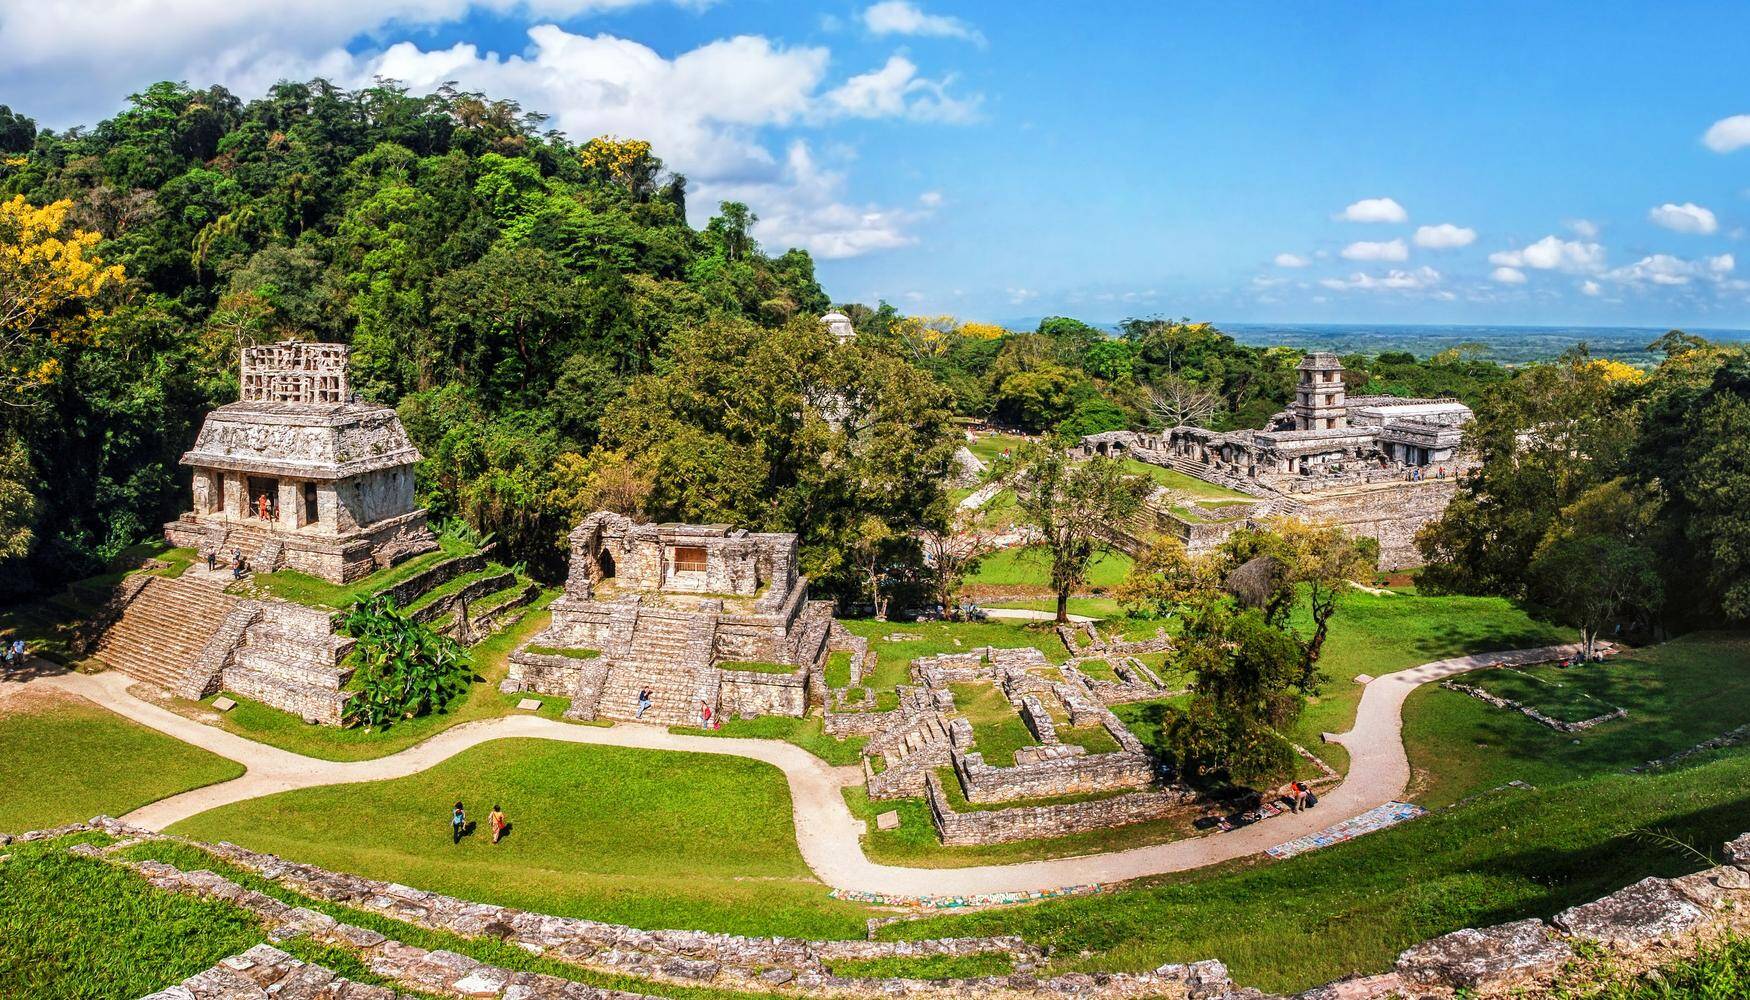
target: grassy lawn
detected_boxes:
[0,834,268,1000]
[114,839,785,1000]
[186,590,560,761]
[884,746,1750,994]
[838,617,1069,691]
[235,536,479,609]
[1119,459,1254,501]
[1405,632,1750,808]
[0,691,244,833]
[169,737,871,938]
[1465,661,1624,723]
[671,713,868,766]
[1284,589,1573,777]
[949,681,1037,766]
[968,545,1133,589]
[964,433,1032,467]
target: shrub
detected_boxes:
[342,594,469,729]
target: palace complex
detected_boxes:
[1072,352,1474,567]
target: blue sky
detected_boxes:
[4,1,1749,328]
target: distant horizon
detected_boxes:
[991,317,1750,337]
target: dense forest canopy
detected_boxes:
[3,80,1748,637]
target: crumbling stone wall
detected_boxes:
[926,771,1193,846]
[1294,478,1457,569]
[719,668,808,718]
[952,741,1155,803]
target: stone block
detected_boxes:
[876,811,901,831]
[1553,876,1710,951]
[517,698,542,711]
[1724,832,1750,869]
[1353,674,1374,685]
[1395,918,1571,989]
[212,696,237,712]
[1293,972,1404,999]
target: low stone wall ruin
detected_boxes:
[720,668,808,718]
[926,771,1193,846]
[1442,679,1628,733]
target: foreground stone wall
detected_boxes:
[1293,478,1457,569]
[719,668,808,718]
[952,743,1155,803]
[926,772,1194,846]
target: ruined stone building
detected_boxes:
[504,512,835,725]
[164,341,437,582]
[1071,352,1474,567]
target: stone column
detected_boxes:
[222,473,244,520]
[278,479,303,530]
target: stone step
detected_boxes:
[596,662,714,725]
[96,577,241,691]
[231,647,353,690]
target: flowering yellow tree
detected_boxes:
[579,136,660,199]
[0,195,125,402]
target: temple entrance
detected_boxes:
[303,483,319,526]
[597,546,616,581]
[246,476,279,522]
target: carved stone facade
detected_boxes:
[504,512,829,725]
[164,341,437,582]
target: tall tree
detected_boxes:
[1003,444,1152,623]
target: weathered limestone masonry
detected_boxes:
[165,341,438,583]
[927,772,1196,847]
[835,639,1193,845]
[85,831,1240,1000]
[504,512,829,725]
[26,818,1750,999]
[1071,352,1474,568]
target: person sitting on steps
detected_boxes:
[636,688,652,719]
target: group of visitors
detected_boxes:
[1280,780,1317,813]
[631,688,720,728]
[1407,465,1448,482]
[450,801,509,844]
[204,547,249,579]
[1,638,28,672]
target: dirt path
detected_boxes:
[22,643,1584,898]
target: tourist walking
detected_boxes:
[489,804,507,844]
[451,801,467,844]
[636,688,652,719]
[699,699,713,729]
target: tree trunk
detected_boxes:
[1055,587,1070,625]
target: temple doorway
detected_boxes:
[247,476,279,521]
[597,546,616,581]
[303,483,319,526]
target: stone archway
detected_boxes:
[597,547,616,581]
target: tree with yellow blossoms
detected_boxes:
[0,195,126,404]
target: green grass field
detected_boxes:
[1405,632,1750,808]
[949,680,1037,766]
[0,834,267,1000]
[1119,459,1255,501]
[967,545,1133,590]
[168,738,872,939]
[885,745,1750,993]
[963,433,1032,467]
[0,692,244,833]
[1465,661,1623,723]
[838,617,1069,691]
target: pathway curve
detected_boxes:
[20,643,1583,898]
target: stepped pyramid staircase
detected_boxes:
[592,603,724,725]
[93,576,246,693]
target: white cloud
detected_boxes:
[1605,252,1734,287]
[1704,114,1750,154]
[1490,266,1527,285]
[1340,238,1409,262]
[1336,197,1408,223]
[917,190,944,208]
[1569,218,1600,238]
[1273,252,1310,268]
[1648,201,1719,235]
[862,1,985,45]
[1319,266,1441,292]
[1488,235,1606,273]
[1413,223,1477,249]
[823,54,980,123]
[1007,287,1037,304]
[0,0,715,125]
[1580,280,1602,296]
[713,140,932,259]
